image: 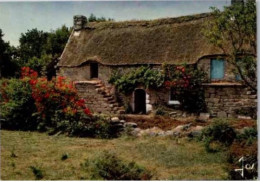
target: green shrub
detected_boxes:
[61,153,69,161]
[66,114,120,139]
[0,78,38,130]
[109,66,164,94]
[236,127,257,145]
[10,150,17,158]
[29,166,43,180]
[26,54,52,76]
[200,119,236,152]
[82,152,152,180]
[155,106,166,116]
[235,107,257,119]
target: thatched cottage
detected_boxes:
[57,13,256,117]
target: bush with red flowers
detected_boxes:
[0,67,94,135]
[163,64,207,113]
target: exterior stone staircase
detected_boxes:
[74,79,125,115]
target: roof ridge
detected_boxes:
[86,12,212,30]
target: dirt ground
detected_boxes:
[123,114,256,130]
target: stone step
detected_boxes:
[95,83,104,88]
[75,79,123,114]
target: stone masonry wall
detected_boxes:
[58,63,257,117]
[58,64,162,86]
[57,65,90,81]
[204,85,257,117]
[75,81,124,114]
[75,82,111,114]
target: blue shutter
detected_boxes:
[210,59,224,80]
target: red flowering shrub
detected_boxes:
[1,67,120,138]
[163,64,207,113]
[20,67,92,131]
[1,67,92,133]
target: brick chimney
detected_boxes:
[73,15,87,31]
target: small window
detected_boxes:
[210,59,225,80]
[168,88,180,105]
[90,63,98,78]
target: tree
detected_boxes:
[44,25,71,79]
[0,29,18,77]
[44,25,71,58]
[203,0,256,91]
[88,13,114,22]
[15,26,71,78]
[18,28,49,66]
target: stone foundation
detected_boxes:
[204,84,257,117]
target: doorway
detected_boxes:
[134,89,146,114]
[90,63,98,78]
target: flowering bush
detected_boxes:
[1,67,92,133]
[163,64,207,113]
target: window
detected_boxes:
[210,59,225,80]
[90,63,98,78]
[168,88,180,105]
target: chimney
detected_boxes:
[73,15,87,31]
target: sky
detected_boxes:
[0,1,231,46]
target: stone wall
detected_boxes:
[75,81,124,114]
[128,87,169,114]
[204,85,257,117]
[75,82,110,114]
[57,65,90,80]
[58,63,257,117]
[57,64,161,87]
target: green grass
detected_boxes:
[1,130,229,180]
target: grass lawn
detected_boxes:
[1,130,229,180]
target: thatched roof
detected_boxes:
[58,13,222,67]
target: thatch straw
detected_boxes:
[58,13,222,67]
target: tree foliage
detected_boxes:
[109,66,164,94]
[203,0,256,91]
[10,25,71,78]
[44,25,71,58]
[88,13,114,22]
[0,29,18,77]
[18,28,49,66]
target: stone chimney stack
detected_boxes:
[73,15,87,31]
